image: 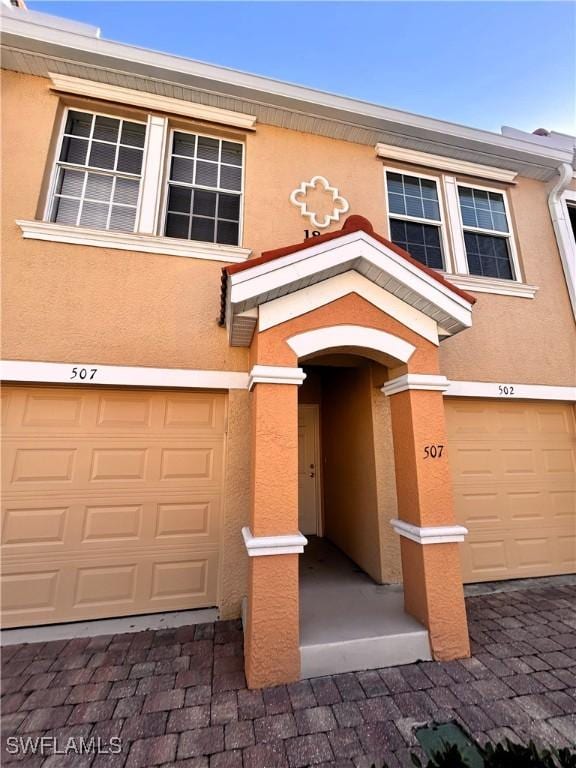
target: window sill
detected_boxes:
[442,272,538,299]
[16,220,252,264]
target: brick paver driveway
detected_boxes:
[2,584,575,767]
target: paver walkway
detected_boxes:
[2,584,575,767]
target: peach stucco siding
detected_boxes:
[1,68,574,637]
[2,70,574,386]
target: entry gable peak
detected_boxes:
[222,216,475,347]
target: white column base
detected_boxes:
[242,526,308,556]
[390,518,468,544]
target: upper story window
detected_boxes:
[385,171,445,270]
[49,110,146,233]
[165,131,243,246]
[458,186,514,279]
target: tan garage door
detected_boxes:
[1,385,226,628]
[446,399,576,583]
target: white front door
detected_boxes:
[298,404,320,535]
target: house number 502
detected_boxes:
[423,444,444,459]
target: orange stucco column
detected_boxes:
[244,377,303,688]
[387,381,470,661]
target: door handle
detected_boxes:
[309,471,315,478]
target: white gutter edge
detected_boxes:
[1,13,574,171]
[548,163,576,322]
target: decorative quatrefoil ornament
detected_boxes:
[289,175,350,229]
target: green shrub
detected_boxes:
[408,739,576,768]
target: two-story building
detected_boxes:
[1,3,575,688]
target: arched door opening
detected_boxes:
[297,354,432,678]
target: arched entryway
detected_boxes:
[222,216,475,688]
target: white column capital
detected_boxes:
[242,527,308,556]
[390,518,468,544]
[382,373,450,396]
[249,365,306,390]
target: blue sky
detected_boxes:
[28,1,575,135]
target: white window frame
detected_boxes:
[38,105,248,260]
[454,180,522,282]
[383,166,452,272]
[160,126,245,248]
[43,106,148,233]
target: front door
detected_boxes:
[298,404,320,535]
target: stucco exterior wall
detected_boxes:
[321,365,383,582]
[1,71,249,372]
[220,388,251,619]
[370,364,402,583]
[2,70,574,387]
[438,177,576,385]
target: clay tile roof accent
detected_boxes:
[221,215,476,317]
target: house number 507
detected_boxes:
[70,367,98,381]
[423,444,444,459]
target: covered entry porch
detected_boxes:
[222,216,476,688]
[300,537,431,678]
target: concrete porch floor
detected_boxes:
[299,537,432,678]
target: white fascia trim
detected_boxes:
[48,73,257,131]
[376,143,518,183]
[229,231,473,330]
[258,271,439,345]
[382,374,450,396]
[445,380,576,401]
[444,273,539,299]
[391,519,468,545]
[249,365,306,390]
[0,360,250,390]
[287,325,416,364]
[242,527,308,556]
[3,13,572,173]
[16,220,251,264]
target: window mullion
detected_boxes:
[443,175,468,274]
[135,115,168,236]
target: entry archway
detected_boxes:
[222,217,475,688]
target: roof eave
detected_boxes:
[1,13,573,179]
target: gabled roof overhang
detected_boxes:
[221,217,475,347]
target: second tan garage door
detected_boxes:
[446,399,576,583]
[1,385,226,628]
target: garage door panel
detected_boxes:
[447,399,576,582]
[2,496,221,551]
[4,389,226,436]
[1,386,225,628]
[1,504,68,546]
[163,395,226,432]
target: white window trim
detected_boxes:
[160,126,245,248]
[442,272,538,298]
[375,143,518,184]
[49,73,257,131]
[136,115,169,235]
[381,163,531,298]
[39,106,247,257]
[383,166,453,272]
[455,180,523,283]
[17,219,251,263]
[43,105,149,229]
